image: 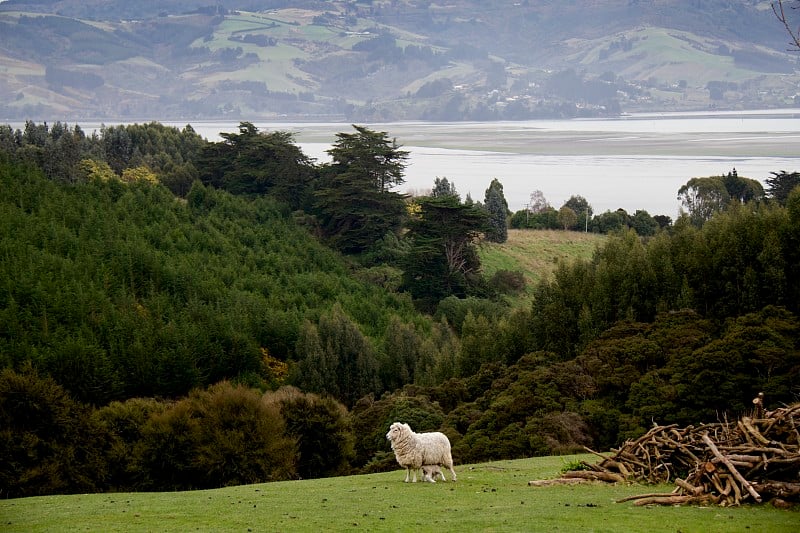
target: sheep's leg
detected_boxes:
[404,467,411,483]
[411,468,418,483]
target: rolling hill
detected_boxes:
[0,0,797,120]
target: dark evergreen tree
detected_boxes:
[402,195,488,310]
[765,170,800,205]
[721,168,764,204]
[431,176,459,199]
[563,195,592,231]
[630,209,659,236]
[314,125,409,254]
[197,122,315,210]
[591,210,626,234]
[484,178,508,243]
[294,304,380,407]
[101,125,133,174]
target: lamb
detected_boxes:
[385,422,457,483]
[421,464,445,483]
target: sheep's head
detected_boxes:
[386,422,410,443]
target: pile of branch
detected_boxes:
[530,403,800,507]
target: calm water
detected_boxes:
[22,110,800,218]
[185,110,800,218]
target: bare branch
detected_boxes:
[773,0,800,51]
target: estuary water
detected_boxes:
[184,109,800,219]
[30,109,799,219]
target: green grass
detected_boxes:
[480,229,606,304]
[2,455,796,532]
[571,27,759,85]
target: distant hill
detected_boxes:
[1,0,797,120]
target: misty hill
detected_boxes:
[1,0,797,120]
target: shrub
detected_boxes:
[349,390,447,470]
[93,397,168,491]
[525,411,592,456]
[265,386,354,479]
[488,269,526,295]
[136,381,296,490]
[0,365,107,497]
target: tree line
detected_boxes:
[1,120,798,497]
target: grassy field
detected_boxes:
[2,454,796,532]
[479,229,606,303]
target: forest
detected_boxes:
[1,120,799,497]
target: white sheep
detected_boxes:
[421,464,446,483]
[385,422,457,483]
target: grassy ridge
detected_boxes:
[479,229,607,302]
[2,455,796,532]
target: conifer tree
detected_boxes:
[484,178,508,243]
[197,122,315,210]
[314,125,408,254]
[766,170,800,205]
[432,176,459,199]
[402,195,488,309]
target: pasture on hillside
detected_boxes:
[1,455,796,532]
[479,229,607,302]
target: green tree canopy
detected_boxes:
[722,168,764,204]
[293,304,380,407]
[314,125,409,254]
[432,176,459,199]
[484,178,508,243]
[562,195,592,231]
[557,206,578,230]
[678,175,731,226]
[765,170,800,205]
[402,195,489,310]
[197,122,315,210]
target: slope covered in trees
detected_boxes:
[1,119,799,497]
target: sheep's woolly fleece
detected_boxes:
[386,422,457,483]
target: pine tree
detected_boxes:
[484,178,508,243]
[197,122,315,210]
[314,125,409,254]
[402,195,488,309]
[432,176,459,199]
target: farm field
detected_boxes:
[479,229,607,302]
[1,454,796,532]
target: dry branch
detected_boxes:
[529,402,800,506]
[701,433,761,503]
[528,478,588,487]
[561,470,625,483]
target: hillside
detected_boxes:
[479,229,607,303]
[2,120,800,498]
[0,0,797,120]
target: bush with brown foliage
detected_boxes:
[265,386,354,479]
[136,381,297,490]
[0,366,108,497]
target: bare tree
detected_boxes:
[773,0,800,51]
[528,190,550,214]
